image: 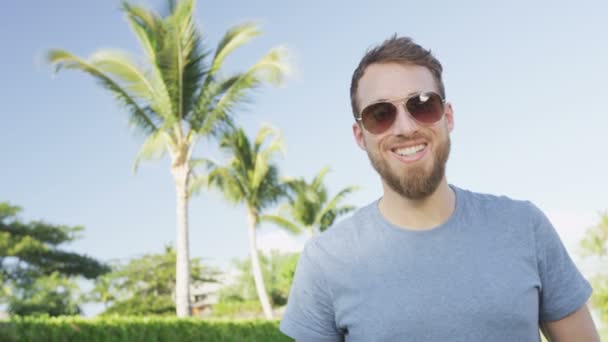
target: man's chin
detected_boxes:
[390,181,439,200]
[381,166,445,200]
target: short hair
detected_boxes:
[349,35,445,119]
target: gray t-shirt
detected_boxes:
[279,186,592,341]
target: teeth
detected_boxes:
[395,144,426,156]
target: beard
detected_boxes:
[366,133,451,200]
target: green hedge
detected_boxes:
[0,316,292,342]
[212,300,262,317]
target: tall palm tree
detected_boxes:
[46,0,288,317]
[262,167,358,238]
[200,125,285,319]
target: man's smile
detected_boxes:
[390,143,429,163]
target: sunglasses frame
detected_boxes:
[356,91,446,134]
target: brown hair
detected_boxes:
[350,35,445,119]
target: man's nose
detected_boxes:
[389,104,420,136]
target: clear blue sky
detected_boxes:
[2,0,607,310]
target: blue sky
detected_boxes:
[2,0,607,315]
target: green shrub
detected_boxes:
[212,300,262,318]
[0,316,291,342]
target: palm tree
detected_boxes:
[200,125,285,319]
[262,167,358,238]
[46,0,288,317]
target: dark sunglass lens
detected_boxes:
[406,93,444,123]
[361,102,397,134]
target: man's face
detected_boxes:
[352,63,454,200]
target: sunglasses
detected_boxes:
[356,91,446,134]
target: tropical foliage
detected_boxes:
[218,250,299,310]
[262,167,358,237]
[0,202,109,316]
[47,0,288,316]
[89,245,220,316]
[580,212,608,323]
[200,126,285,319]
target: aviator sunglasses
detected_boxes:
[356,91,446,134]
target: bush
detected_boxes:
[0,316,291,342]
[211,300,262,318]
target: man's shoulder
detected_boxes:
[304,201,377,257]
[458,186,537,212]
[455,185,545,224]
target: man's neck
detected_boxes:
[378,178,456,231]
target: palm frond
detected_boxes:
[202,71,260,135]
[208,23,261,77]
[47,49,158,135]
[168,0,205,119]
[262,146,285,171]
[188,157,217,171]
[276,202,294,217]
[188,173,207,197]
[319,205,357,232]
[193,23,261,129]
[187,156,217,196]
[191,75,240,136]
[260,126,286,160]
[229,46,289,96]
[251,126,284,190]
[259,215,302,235]
[253,125,276,155]
[254,164,284,211]
[316,186,359,228]
[226,128,254,172]
[155,0,203,124]
[251,153,270,192]
[197,47,290,136]
[253,46,290,87]
[122,2,175,121]
[333,205,357,217]
[292,190,320,226]
[311,166,331,191]
[90,50,173,118]
[132,130,172,173]
[318,211,337,232]
[207,167,246,205]
[211,126,285,212]
[121,1,163,63]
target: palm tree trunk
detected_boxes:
[247,207,274,319]
[172,163,191,317]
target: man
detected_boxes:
[279,36,600,341]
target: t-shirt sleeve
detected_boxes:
[279,239,344,342]
[531,203,593,322]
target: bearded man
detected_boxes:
[279,35,600,342]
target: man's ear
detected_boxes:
[353,122,367,151]
[444,102,455,133]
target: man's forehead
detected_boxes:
[357,63,436,104]
[373,91,421,103]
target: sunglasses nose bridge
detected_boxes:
[390,100,420,134]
